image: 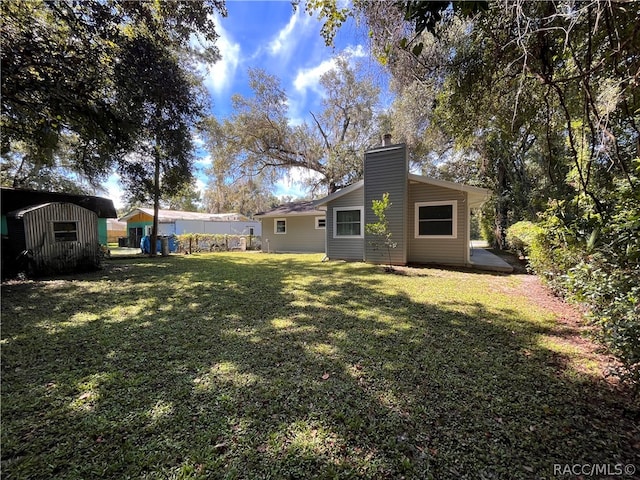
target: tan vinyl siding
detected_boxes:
[326,187,364,261]
[363,145,408,265]
[23,203,99,272]
[408,183,468,265]
[260,215,325,253]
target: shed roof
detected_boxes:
[254,201,325,218]
[119,207,252,223]
[1,187,117,218]
[8,202,97,219]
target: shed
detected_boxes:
[1,187,117,245]
[6,202,101,274]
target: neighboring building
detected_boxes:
[316,142,491,267]
[106,219,127,244]
[254,201,326,253]
[1,188,117,275]
[118,208,261,247]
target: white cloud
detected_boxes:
[195,154,211,167]
[201,16,240,94]
[344,44,366,58]
[192,133,205,149]
[268,8,313,58]
[293,58,336,94]
[292,44,367,95]
[195,177,207,194]
[102,173,126,211]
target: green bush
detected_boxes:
[505,220,541,255]
[527,192,640,386]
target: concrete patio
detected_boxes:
[469,248,514,273]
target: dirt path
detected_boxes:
[513,273,623,385]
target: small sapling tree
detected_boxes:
[365,192,398,272]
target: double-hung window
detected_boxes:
[415,201,457,238]
[274,218,287,234]
[333,207,363,238]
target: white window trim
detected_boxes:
[414,200,458,239]
[274,218,287,235]
[333,206,364,239]
[315,216,326,229]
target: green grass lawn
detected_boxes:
[2,253,638,479]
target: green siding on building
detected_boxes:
[98,218,108,245]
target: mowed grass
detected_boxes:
[1,253,637,479]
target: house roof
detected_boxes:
[408,174,490,207]
[254,201,325,218]
[313,181,364,207]
[118,207,252,223]
[1,187,117,218]
[314,175,490,208]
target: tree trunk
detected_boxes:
[150,143,161,256]
[494,159,509,250]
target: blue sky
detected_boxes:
[105,1,390,210]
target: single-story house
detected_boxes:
[316,141,490,266]
[254,201,326,253]
[260,141,491,267]
[1,188,117,275]
[118,208,261,248]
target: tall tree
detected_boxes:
[115,34,206,255]
[163,182,203,212]
[1,0,225,192]
[203,56,381,195]
[203,178,279,217]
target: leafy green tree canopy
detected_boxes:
[1,0,225,190]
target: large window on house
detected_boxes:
[333,207,363,238]
[274,218,287,234]
[53,221,78,242]
[415,201,457,238]
[315,216,326,229]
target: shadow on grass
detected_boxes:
[2,253,638,479]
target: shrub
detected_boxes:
[505,221,541,256]
[526,192,640,387]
